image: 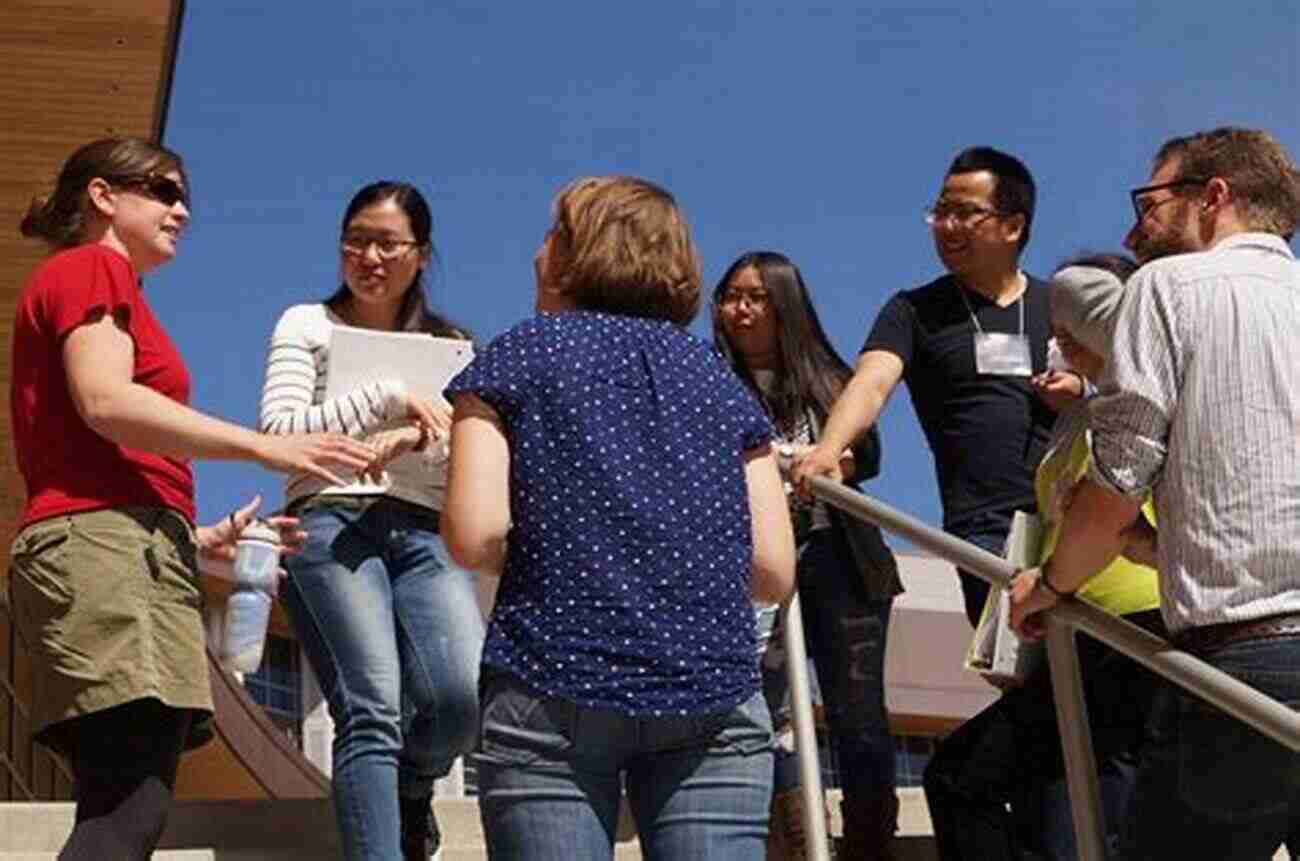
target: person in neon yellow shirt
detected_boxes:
[1016,256,1163,614]
[924,255,1162,861]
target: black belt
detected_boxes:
[287,494,440,531]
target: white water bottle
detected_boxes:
[220,520,281,674]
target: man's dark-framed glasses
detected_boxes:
[111,174,189,209]
[1129,177,1207,223]
[923,203,1000,228]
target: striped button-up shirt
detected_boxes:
[1087,233,1300,634]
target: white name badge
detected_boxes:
[974,332,1033,377]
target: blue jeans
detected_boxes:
[1038,758,1136,860]
[951,511,1015,629]
[283,497,485,861]
[797,529,896,804]
[1121,635,1300,860]
[475,671,774,860]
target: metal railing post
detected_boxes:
[781,592,831,861]
[1044,615,1107,861]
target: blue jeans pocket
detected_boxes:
[478,674,574,767]
[1177,692,1300,823]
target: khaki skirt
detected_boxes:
[8,506,214,757]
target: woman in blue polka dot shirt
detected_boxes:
[443,175,796,860]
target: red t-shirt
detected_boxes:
[11,244,196,527]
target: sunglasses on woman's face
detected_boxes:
[111,175,190,209]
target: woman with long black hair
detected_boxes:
[713,251,903,860]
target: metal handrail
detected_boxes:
[806,476,1300,861]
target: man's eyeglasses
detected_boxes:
[718,289,771,309]
[1129,177,1208,223]
[111,175,189,209]
[923,203,1000,229]
[340,234,422,261]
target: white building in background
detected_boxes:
[887,553,998,723]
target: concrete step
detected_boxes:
[6,788,1153,861]
[0,800,342,858]
[1,792,1291,860]
[0,855,218,861]
[0,792,923,858]
[0,854,227,861]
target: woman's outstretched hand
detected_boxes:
[253,432,376,486]
[195,495,306,563]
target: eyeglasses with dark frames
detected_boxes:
[110,174,190,209]
[718,288,771,309]
[340,233,422,261]
[1129,177,1208,223]
[923,203,1001,229]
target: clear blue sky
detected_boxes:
[153,1,1299,541]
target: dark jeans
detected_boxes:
[951,512,1015,629]
[759,528,896,802]
[796,527,896,803]
[1122,635,1300,860]
[58,697,192,861]
[924,613,1162,861]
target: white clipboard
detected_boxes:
[324,325,474,404]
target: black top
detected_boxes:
[863,273,1055,531]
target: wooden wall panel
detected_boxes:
[0,0,181,802]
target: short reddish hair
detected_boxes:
[548,175,701,325]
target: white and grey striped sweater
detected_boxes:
[259,303,448,511]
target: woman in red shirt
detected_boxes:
[9,137,374,860]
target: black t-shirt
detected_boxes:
[863,273,1055,532]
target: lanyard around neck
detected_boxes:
[957,279,1025,336]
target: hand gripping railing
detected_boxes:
[799,476,1300,861]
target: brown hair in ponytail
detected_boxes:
[20,137,187,249]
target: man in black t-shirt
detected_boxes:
[797,146,1074,627]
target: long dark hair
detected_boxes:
[712,251,851,432]
[326,181,467,338]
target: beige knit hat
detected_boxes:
[1049,265,1126,356]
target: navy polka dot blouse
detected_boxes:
[447,311,772,716]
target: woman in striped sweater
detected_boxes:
[258,181,484,861]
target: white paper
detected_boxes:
[325,325,474,404]
[321,325,474,493]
